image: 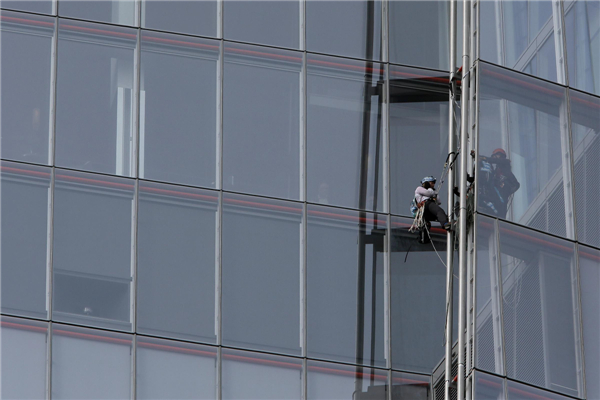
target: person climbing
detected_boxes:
[415,176,452,231]
[478,148,520,218]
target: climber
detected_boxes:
[415,176,452,231]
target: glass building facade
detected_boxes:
[1,1,598,400]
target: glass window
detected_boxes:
[391,371,431,400]
[222,348,303,400]
[306,1,382,61]
[390,215,457,373]
[2,1,54,14]
[478,62,574,238]
[307,205,386,367]
[137,181,218,343]
[58,0,136,26]
[1,317,48,400]
[507,379,574,400]
[1,11,54,165]
[136,336,217,399]
[142,1,217,38]
[223,43,301,200]
[224,1,299,49]
[52,169,134,331]
[474,371,505,400]
[52,324,132,400]
[222,193,302,355]
[307,360,388,399]
[498,221,582,397]
[140,31,218,188]
[1,161,51,319]
[55,20,137,177]
[307,55,384,211]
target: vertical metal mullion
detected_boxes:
[383,64,391,373]
[302,356,308,400]
[217,41,224,191]
[216,190,223,400]
[574,244,587,399]
[216,346,222,400]
[494,218,507,377]
[299,0,305,52]
[46,321,53,400]
[133,5,142,179]
[131,334,137,400]
[381,0,388,64]
[47,165,56,323]
[49,17,58,167]
[385,214,392,400]
[131,179,139,334]
[217,0,223,39]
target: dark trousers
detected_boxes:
[424,200,448,227]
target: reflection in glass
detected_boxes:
[222,348,302,400]
[53,170,134,331]
[474,371,505,400]
[1,11,54,165]
[142,1,217,38]
[1,162,51,319]
[498,221,581,397]
[307,55,384,211]
[307,360,388,399]
[391,371,430,400]
[140,32,218,188]
[223,43,301,199]
[1,1,53,14]
[222,193,302,355]
[507,379,574,400]
[137,181,218,343]
[307,205,386,367]
[56,20,137,176]
[58,0,136,26]
[1,317,48,400]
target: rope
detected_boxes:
[409,206,425,233]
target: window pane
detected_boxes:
[498,221,582,397]
[307,55,384,211]
[222,348,303,400]
[137,181,218,343]
[140,31,218,188]
[142,1,217,38]
[58,0,136,26]
[223,43,301,199]
[391,371,430,400]
[1,161,51,318]
[507,379,574,400]
[307,205,386,367]
[56,20,137,176]
[307,360,388,399]
[52,324,132,400]
[478,63,573,238]
[136,337,217,399]
[1,317,48,400]
[224,1,299,49]
[2,1,53,14]
[52,170,134,331]
[222,193,302,355]
[306,1,382,61]
[1,11,54,165]
[474,371,505,400]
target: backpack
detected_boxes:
[410,197,425,217]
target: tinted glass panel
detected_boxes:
[1,317,48,400]
[58,0,136,26]
[137,181,218,342]
[52,325,132,400]
[142,1,217,38]
[53,170,134,331]
[1,11,54,165]
[223,43,301,199]
[391,371,431,400]
[136,337,217,399]
[474,371,505,400]
[507,380,574,400]
[2,1,53,14]
[498,221,581,397]
[306,1,382,60]
[307,360,388,399]
[222,193,302,354]
[222,348,302,400]
[307,205,386,367]
[478,63,573,238]
[56,20,137,176]
[224,1,299,49]
[307,55,384,211]
[140,32,218,188]
[1,162,51,319]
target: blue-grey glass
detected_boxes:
[389,1,449,70]
[1,317,47,400]
[570,90,600,248]
[391,371,431,400]
[307,55,384,211]
[565,0,600,96]
[140,32,218,188]
[307,204,386,366]
[52,170,134,331]
[498,221,581,397]
[222,193,302,355]
[507,379,574,400]
[224,1,299,49]
[55,20,137,177]
[478,63,573,238]
[1,162,50,319]
[1,11,53,165]
[58,0,136,26]
[142,1,217,38]
[137,181,217,343]
[308,360,388,399]
[222,348,303,400]
[52,325,132,400]
[136,337,217,400]
[474,371,505,400]
[2,1,53,14]
[390,215,458,373]
[306,0,381,61]
[223,43,301,199]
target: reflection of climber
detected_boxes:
[415,176,452,231]
[479,148,520,218]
